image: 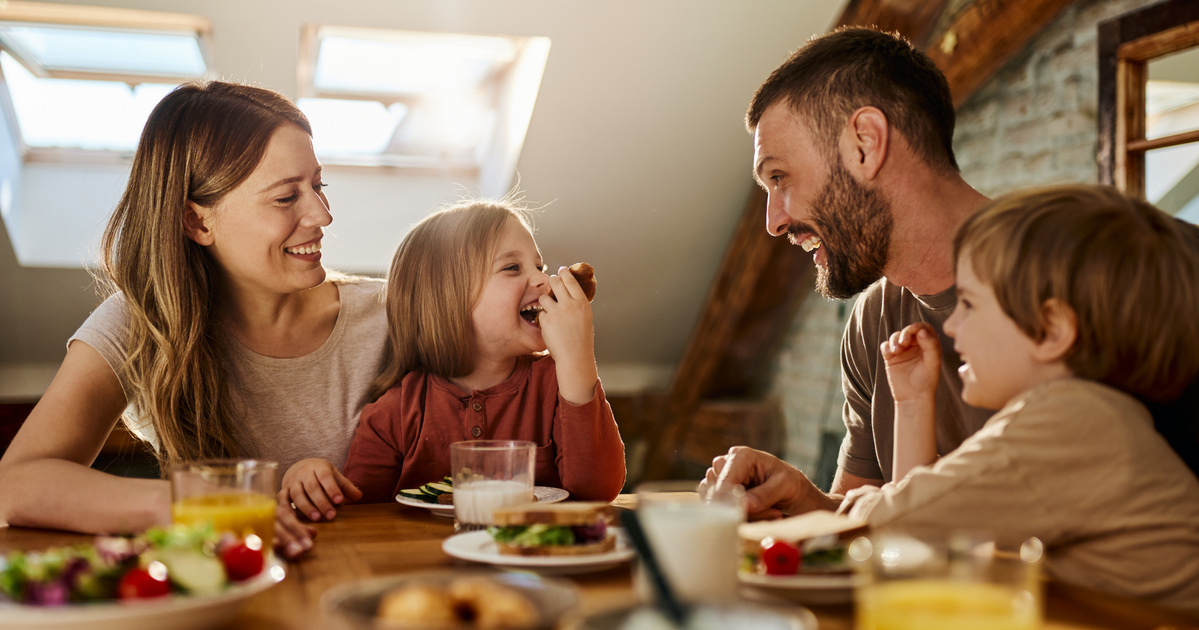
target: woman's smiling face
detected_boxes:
[188,123,331,297]
[469,216,551,362]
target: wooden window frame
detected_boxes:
[1098,0,1199,196]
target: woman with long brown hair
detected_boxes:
[0,81,385,558]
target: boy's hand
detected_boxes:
[881,322,942,403]
[538,266,598,405]
[274,502,316,559]
[277,458,363,522]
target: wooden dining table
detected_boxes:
[2,500,1197,630]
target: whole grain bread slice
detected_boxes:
[490,501,613,527]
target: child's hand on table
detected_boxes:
[278,457,363,523]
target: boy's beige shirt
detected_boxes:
[841,378,1199,614]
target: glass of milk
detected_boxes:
[450,440,535,533]
[635,480,745,603]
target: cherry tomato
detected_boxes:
[117,567,171,599]
[760,537,801,575]
[221,543,265,581]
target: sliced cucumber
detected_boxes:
[419,483,446,497]
[442,476,454,486]
[157,546,226,595]
[426,482,454,494]
[399,489,434,503]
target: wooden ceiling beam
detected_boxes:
[836,0,951,48]
[926,0,1076,107]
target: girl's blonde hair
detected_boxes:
[100,80,313,472]
[369,198,534,400]
[954,184,1199,401]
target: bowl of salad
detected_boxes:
[0,522,285,630]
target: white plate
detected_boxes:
[0,554,286,630]
[321,569,579,630]
[396,486,569,518]
[738,570,860,605]
[442,530,634,575]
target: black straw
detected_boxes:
[619,509,689,625]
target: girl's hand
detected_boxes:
[274,502,316,559]
[881,322,941,403]
[277,458,363,522]
[538,266,599,405]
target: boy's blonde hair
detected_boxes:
[369,198,535,400]
[954,185,1199,401]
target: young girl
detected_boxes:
[870,184,1199,613]
[339,198,625,503]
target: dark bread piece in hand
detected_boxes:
[549,262,596,302]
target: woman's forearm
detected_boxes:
[0,458,170,533]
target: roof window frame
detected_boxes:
[0,0,213,163]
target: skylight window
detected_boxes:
[0,24,205,78]
[0,4,211,155]
[298,25,550,174]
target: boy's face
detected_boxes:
[943,254,1050,410]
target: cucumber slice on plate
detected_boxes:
[426,482,454,494]
[419,483,446,497]
[399,489,434,503]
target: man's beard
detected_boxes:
[790,159,893,300]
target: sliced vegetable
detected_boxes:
[399,489,435,503]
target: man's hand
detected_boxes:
[699,446,838,519]
[277,458,363,522]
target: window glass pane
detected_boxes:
[1,52,176,150]
[1146,47,1199,141]
[313,31,515,97]
[0,24,205,77]
[1146,142,1199,221]
[298,97,407,155]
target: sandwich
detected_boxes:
[738,510,866,576]
[487,502,615,556]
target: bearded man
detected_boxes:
[701,27,992,518]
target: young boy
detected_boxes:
[853,184,1199,613]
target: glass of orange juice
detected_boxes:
[171,459,277,551]
[851,532,1043,630]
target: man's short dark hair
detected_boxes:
[747,26,958,173]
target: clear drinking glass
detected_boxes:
[634,480,746,603]
[170,459,278,550]
[851,532,1044,630]
[450,440,535,533]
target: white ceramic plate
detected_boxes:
[0,554,286,630]
[442,530,633,575]
[396,486,570,518]
[738,570,860,605]
[321,569,579,630]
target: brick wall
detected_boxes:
[955,0,1161,195]
[766,0,1158,487]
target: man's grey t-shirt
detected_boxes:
[838,279,994,483]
